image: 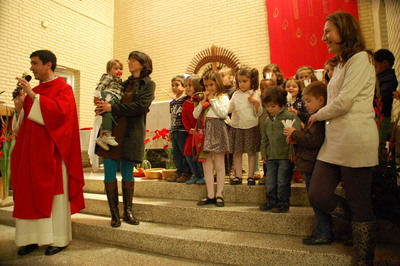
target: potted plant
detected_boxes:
[0,108,15,207]
[134,128,175,178]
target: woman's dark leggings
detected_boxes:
[308,160,375,222]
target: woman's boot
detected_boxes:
[104,180,121,227]
[352,221,376,266]
[122,180,140,225]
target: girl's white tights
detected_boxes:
[234,152,256,178]
[202,152,225,199]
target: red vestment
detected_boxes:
[182,99,196,156]
[11,77,85,219]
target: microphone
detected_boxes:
[12,75,32,100]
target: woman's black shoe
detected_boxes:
[197,197,216,206]
[215,197,225,207]
[17,244,38,255]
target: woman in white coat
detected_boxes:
[308,11,378,266]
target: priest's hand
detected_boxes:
[16,77,35,100]
[13,91,25,114]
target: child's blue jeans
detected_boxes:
[171,130,191,175]
[266,159,293,207]
[185,155,204,179]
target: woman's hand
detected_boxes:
[95,100,111,115]
[93,97,101,105]
[393,90,400,100]
[308,113,317,128]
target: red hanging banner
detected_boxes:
[266,0,358,77]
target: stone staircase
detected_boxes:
[1,175,400,265]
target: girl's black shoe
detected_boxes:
[197,197,216,206]
[230,177,242,185]
[215,197,225,207]
[247,177,256,185]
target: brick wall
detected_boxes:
[385,0,400,78]
[114,0,379,102]
[384,0,400,117]
[358,0,375,50]
[114,0,271,102]
[0,0,114,127]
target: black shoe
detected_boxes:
[215,197,224,207]
[259,203,276,211]
[343,237,354,246]
[230,177,242,185]
[247,177,256,186]
[197,197,216,206]
[272,204,290,213]
[302,235,332,245]
[45,246,65,256]
[17,244,38,256]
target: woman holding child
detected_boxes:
[308,12,378,265]
[96,51,155,227]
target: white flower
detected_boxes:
[281,119,295,128]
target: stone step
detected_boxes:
[83,193,315,237]
[1,206,399,265]
[0,224,212,266]
[72,213,356,265]
[83,177,344,206]
[82,193,400,244]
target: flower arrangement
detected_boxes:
[0,108,15,204]
[142,128,175,169]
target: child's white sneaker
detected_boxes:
[96,137,110,151]
[102,133,118,146]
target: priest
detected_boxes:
[11,50,85,256]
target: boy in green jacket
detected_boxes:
[259,87,301,213]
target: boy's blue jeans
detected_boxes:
[304,172,333,239]
[266,159,293,206]
[185,156,204,179]
[171,131,191,175]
